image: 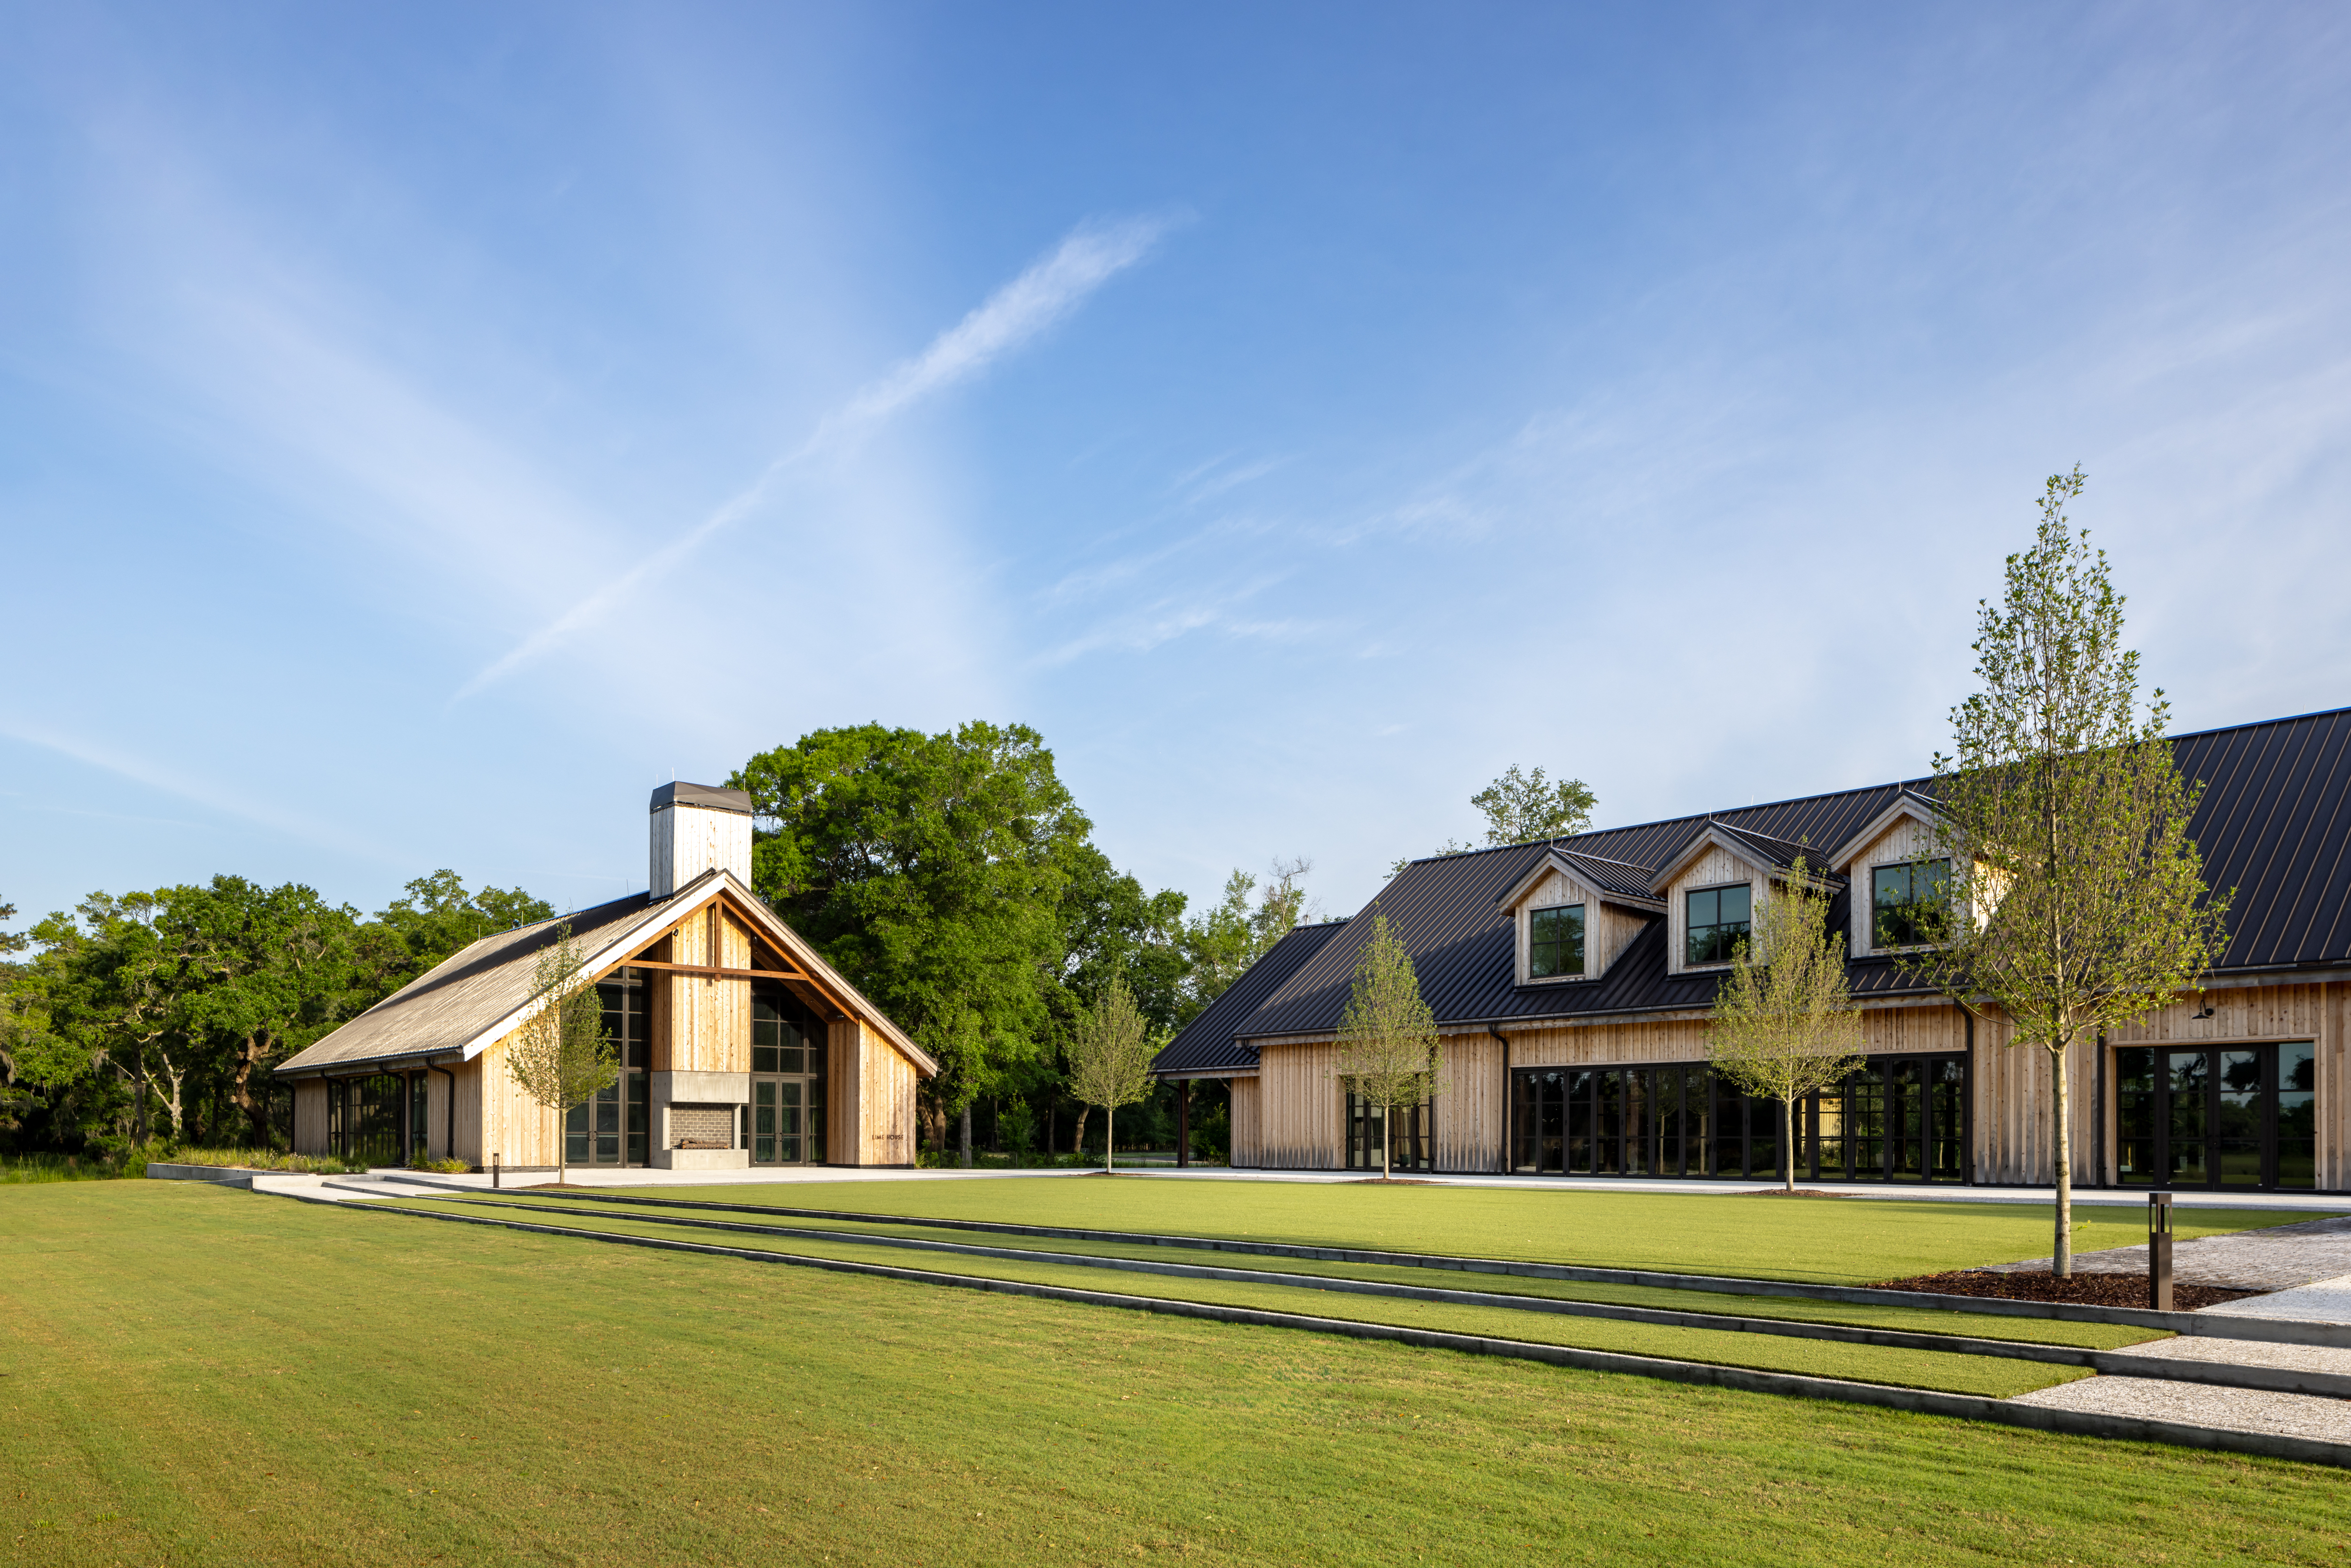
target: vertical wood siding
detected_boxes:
[1255,1042,1344,1168]
[1436,1033,1504,1172]
[293,1080,327,1155]
[826,1018,920,1166]
[1229,1077,1263,1167]
[665,907,750,1074]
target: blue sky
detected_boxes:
[4,2,2349,932]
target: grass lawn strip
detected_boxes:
[12,1184,2351,1568]
[440,1195,2172,1373]
[465,1193,2158,1349]
[574,1174,2327,1283]
[362,1196,2085,1398]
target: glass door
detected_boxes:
[2115,1043,2315,1190]
[749,981,828,1166]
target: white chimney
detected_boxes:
[649,782,754,898]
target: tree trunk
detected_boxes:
[1381,1105,1392,1182]
[557,1103,567,1187]
[232,1033,269,1144]
[2051,1040,2073,1278]
[959,1103,972,1168]
[1783,1095,1796,1193]
[1071,1106,1090,1166]
[1106,1105,1115,1173]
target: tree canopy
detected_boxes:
[0,871,549,1153]
[1918,468,2227,1274]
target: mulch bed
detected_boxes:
[1347,1178,1441,1185]
[1874,1269,2259,1310]
[1738,1189,1854,1198]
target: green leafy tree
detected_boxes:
[1473,765,1596,845]
[1328,913,1444,1181]
[1917,468,2229,1276]
[504,927,617,1185]
[1063,975,1157,1172]
[368,872,555,992]
[1177,859,1311,1024]
[734,722,1093,1166]
[1705,858,1863,1194]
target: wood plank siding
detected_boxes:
[660,907,751,1075]
[1232,983,2342,1186]
[828,1018,920,1166]
[1229,1077,1263,1166]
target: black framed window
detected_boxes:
[1528,904,1586,978]
[750,982,828,1165]
[579,967,652,1166]
[1685,884,1751,965]
[1871,859,1950,948]
[1507,1053,1968,1183]
[1345,1093,1432,1171]
[2115,1043,2313,1191]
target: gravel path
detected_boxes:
[1990,1214,2351,1290]
[2010,1271,2351,1443]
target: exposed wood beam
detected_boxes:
[613,957,805,983]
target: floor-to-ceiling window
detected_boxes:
[566,968,652,1168]
[327,1074,408,1166]
[749,981,828,1165]
[1344,1093,1433,1172]
[2115,1043,2314,1190]
[1508,1054,1969,1182]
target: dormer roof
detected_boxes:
[1648,820,1846,895]
[1493,847,1666,914]
[1826,789,1946,872]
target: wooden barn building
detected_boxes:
[277,783,935,1172]
[1153,707,2351,1193]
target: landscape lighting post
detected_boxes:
[2148,1192,2173,1311]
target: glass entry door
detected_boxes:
[751,1079,805,1165]
[2116,1043,2314,1190]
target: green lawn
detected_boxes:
[5,1183,2345,1567]
[444,1192,2165,1349]
[584,1174,2323,1283]
[379,1195,2090,1396]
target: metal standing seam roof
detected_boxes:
[1210,705,2351,1048]
[1148,920,1348,1077]
[275,868,939,1078]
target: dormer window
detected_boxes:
[1529,904,1586,978]
[1685,884,1751,965]
[1872,859,1951,949]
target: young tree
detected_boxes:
[1919,468,2228,1275]
[1063,975,1155,1172]
[1329,914,1444,1181]
[1472,765,1597,845]
[504,928,618,1185]
[1705,858,1864,1194]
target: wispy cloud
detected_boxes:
[0,719,398,866]
[454,213,1179,701]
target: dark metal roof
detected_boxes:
[1149,920,1347,1077]
[652,781,752,815]
[1221,705,2351,1043]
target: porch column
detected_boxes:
[1177,1081,1190,1168]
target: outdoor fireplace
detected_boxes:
[667,1104,735,1150]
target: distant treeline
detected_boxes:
[0,721,1318,1160]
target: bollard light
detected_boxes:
[2148,1191,2173,1311]
[493,1151,502,1190]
